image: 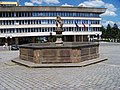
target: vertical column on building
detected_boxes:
[81,35,83,42]
[0,39,2,45]
[15,38,19,45]
[74,35,76,42]
[64,35,67,42]
[32,37,36,43]
[78,35,81,42]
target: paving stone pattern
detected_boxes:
[0,42,120,90]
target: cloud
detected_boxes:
[79,0,117,17]
[30,0,43,4]
[24,2,34,6]
[44,0,60,4]
[105,3,117,11]
[62,3,73,7]
[79,0,105,7]
[101,3,117,17]
[30,0,60,5]
[100,10,117,17]
[102,20,120,28]
[115,22,120,29]
[102,20,114,27]
[118,23,120,28]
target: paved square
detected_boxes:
[0,42,120,90]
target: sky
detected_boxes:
[1,0,120,28]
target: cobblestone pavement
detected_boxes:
[0,42,120,90]
[0,51,19,62]
[100,42,120,65]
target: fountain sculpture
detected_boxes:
[16,16,99,64]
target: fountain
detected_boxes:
[12,16,103,66]
[54,16,64,46]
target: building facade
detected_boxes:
[0,1,19,6]
[0,5,106,45]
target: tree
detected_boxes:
[112,23,119,30]
[106,24,112,30]
[101,23,120,42]
[111,23,119,39]
[116,29,120,41]
[106,24,112,38]
[100,25,106,38]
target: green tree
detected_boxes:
[106,24,112,38]
[112,23,119,30]
[101,23,120,42]
[111,23,119,39]
[100,25,106,38]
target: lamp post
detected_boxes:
[88,35,90,42]
[4,35,9,49]
[10,35,12,45]
[5,35,8,46]
[99,34,101,41]
[95,33,98,43]
[49,32,53,42]
[95,33,101,44]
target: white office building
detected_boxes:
[0,4,106,45]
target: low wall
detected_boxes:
[19,42,99,64]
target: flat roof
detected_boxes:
[0,6,106,13]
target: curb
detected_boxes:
[11,57,108,68]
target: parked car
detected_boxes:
[11,44,19,50]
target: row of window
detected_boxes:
[0,20,100,25]
[0,27,100,33]
[0,12,100,17]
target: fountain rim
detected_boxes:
[19,42,99,49]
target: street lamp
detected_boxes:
[49,32,53,42]
[95,33,98,43]
[95,33,101,44]
[10,35,12,45]
[5,35,8,46]
[88,35,90,42]
[98,33,101,41]
[4,35,9,49]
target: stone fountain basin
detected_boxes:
[19,42,99,64]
